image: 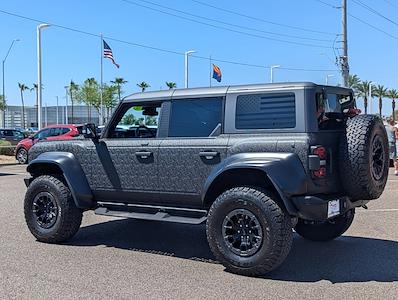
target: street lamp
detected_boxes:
[270,65,281,83]
[55,96,59,124]
[185,50,196,88]
[326,74,335,85]
[2,38,20,127]
[37,23,50,130]
[64,86,69,124]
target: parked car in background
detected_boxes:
[15,124,84,164]
[0,129,26,145]
[26,127,39,134]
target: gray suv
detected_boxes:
[23,82,389,276]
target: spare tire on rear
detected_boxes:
[339,114,389,200]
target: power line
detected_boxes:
[120,0,334,49]
[352,0,398,27]
[312,0,340,9]
[191,0,337,36]
[348,12,398,40]
[127,0,333,43]
[0,8,337,72]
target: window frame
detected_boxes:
[167,96,225,139]
[103,101,163,139]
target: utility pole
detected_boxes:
[341,0,349,87]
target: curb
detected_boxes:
[0,162,19,167]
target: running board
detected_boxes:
[94,204,207,225]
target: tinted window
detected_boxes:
[235,93,296,129]
[169,98,223,137]
[2,130,14,137]
[13,131,24,139]
[61,128,70,135]
[35,128,50,139]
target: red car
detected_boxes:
[15,124,83,164]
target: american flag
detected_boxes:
[103,40,120,68]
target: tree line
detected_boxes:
[348,74,398,122]
[9,79,177,127]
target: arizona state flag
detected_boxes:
[212,64,222,82]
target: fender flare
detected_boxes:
[26,151,94,209]
[202,153,308,215]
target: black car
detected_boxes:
[23,82,389,276]
[0,128,26,145]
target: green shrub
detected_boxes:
[0,140,15,156]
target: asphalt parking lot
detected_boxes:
[0,164,397,299]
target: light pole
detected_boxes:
[45,102,48,127]
[2,39,20,127]
[184,50,196,88]
[270,65,281,83]
[326,74,335,85]
[64,86,68,124]
[37,23,50,130]
[369,81,376,114]
[55,96,59,124]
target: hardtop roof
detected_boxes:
[123,82,351,103]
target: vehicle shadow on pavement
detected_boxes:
[70,219,398,283]
[268,235,398,283]
[69,218,217,264]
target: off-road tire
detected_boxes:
[295,209,355,241]
[339,115,389,200]
[206,187,293,276]
[24,175,83,243]
[16,147,28,164]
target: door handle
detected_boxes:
[135,151,152,159]
[199,151,219,159]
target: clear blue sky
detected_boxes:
[0,0,397,115]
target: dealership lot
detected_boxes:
[0,164,397,299]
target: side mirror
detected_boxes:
[83,123,98,140]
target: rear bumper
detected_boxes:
[291,195,369,221]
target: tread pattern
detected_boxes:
[206,187,292,276]
[24,175,83,243]
[339,115,389,200]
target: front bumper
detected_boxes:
[291,195,369,221]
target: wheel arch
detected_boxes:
[26,152,94,209]
[202,153,308,215]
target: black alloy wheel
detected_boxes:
[222,208,263,257]
[32,191,59,229]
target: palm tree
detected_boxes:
[387,89,398,123]
[357,80,371,114]
[165,81,177,89]
[69,80,79,124]
[0,94,5,111]
[348,74,360,97]
[137,81,150,92]
[373,84,388,117]
[18,83,30,129]
[110,77,127,102]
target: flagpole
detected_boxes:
[209,55,212,88]
[100,33,103,125]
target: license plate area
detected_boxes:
[327,199,340,218]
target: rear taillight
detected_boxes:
[313,166,326,178]
[313,146,327,159]
[310,145,328,178]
